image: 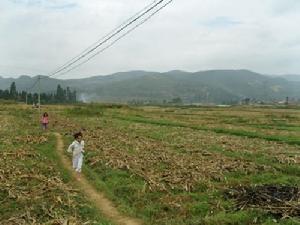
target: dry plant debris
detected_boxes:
[14,135,48,144]
[86,127,266,191]
[0,114,98,225]
[225,185,300,217]
[50,109,300,222]
[52,115,269,192]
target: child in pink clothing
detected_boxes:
[41,112,49,130]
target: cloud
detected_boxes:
[9,0,78,10]
[270,0,300,14]
[201,17,242,29]
[0,0,300,78]
[46,3,77,10]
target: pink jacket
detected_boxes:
[41,116,49,124]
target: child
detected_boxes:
[67,132,85,175]
[41,112,49,130]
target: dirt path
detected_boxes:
[54,133,143,225]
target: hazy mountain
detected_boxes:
[1,70,300,104]
[279,74,300,82]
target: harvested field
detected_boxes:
[2,104,300,225]
[0,106,113,225]
[51,104,300,224]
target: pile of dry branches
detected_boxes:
[225,185,300,217]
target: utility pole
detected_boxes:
[38,75,41,114]
[25,93,28,105]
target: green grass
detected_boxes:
[202,210,275,225]
[205,145,300,185]
[66,105,104,117]
[82,161,147,219]
[35,134,72,182]
[112,114,300,146]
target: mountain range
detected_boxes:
[1,70,300,104]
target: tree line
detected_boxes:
[0,82,77,104]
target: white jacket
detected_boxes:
[67,140,85,156]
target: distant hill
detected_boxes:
[1,70,300,104]
[279,74,300,82]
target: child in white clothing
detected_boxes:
[67,132,85,173]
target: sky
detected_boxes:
[0,0,300,79]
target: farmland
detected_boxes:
[1,103,300,225]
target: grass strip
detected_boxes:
[112,115,300,146]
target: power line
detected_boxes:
[47,0,167,78]
[48,0,159,77]
[24,0,174,99]
[25,78,40,93]
[55,0,174,78]
[24,1,165,91]
[24,76,39,105]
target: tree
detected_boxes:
[66,87,71,101]
[27,93,33,104]
[20,91,27,102]
[3,90,10,100]
[1,83,77,104]
[56,85,65,102]
[9,82,17,99]
[170,97,182,104]
[72,90,77,102]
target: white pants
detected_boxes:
[73,153,83,172]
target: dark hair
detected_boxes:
[73,132,83,139]
[43,112,48,117]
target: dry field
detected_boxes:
[0,104,113,225]
[1,103,300,225]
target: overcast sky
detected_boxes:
[1,0,300,79]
